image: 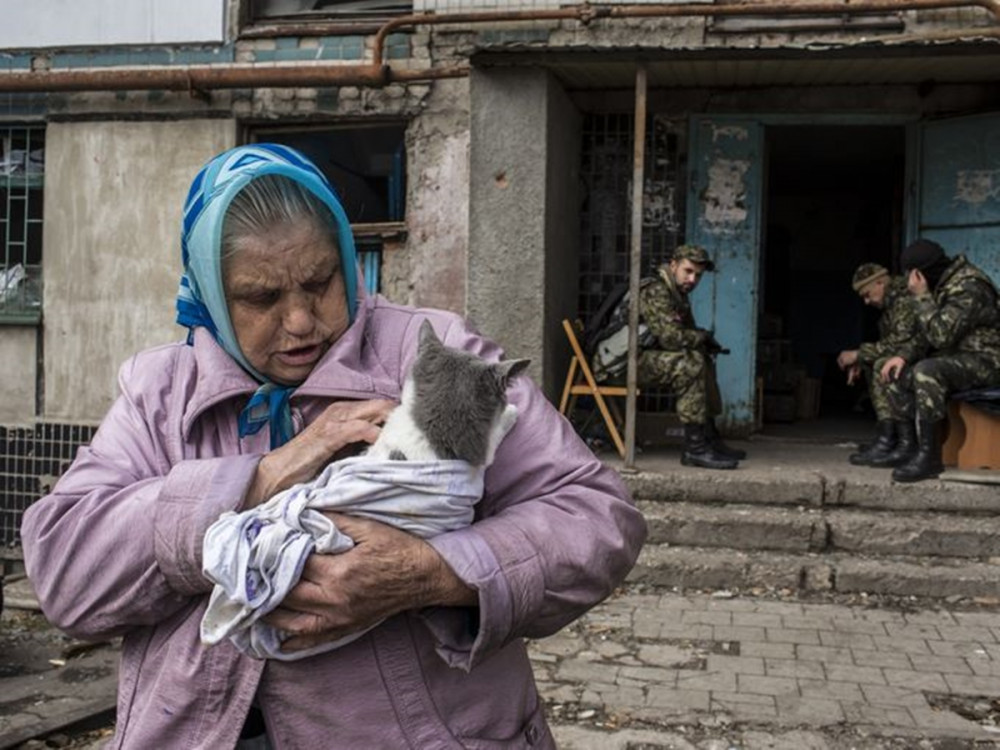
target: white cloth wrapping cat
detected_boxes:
[200,457,489,660]
[200,320,529,660]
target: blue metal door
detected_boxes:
[686,116,764,433]
[911,112,1000,285]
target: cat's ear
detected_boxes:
[495,358,531,387]
[417,319,442,354]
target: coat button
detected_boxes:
[525,724,540,745]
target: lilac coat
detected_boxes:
[21,295,646,749]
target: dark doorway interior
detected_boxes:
[759,125,906,436]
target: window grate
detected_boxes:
[0,125,44,324]
[0,421,99,547]
[578,113,687,412]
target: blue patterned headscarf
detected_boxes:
[176,144,359,449]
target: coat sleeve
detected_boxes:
[640,282,705,351]
[914,277,988,352]
[416,317,647,671]
[859,295,925,365]
[20,351,261,641]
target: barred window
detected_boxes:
[0,125,44,324]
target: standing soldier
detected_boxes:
[638,245,746,470]
[880,239,1000,482]
[836,263,925,466]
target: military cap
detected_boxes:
[900,239,946,271]
[851,262,889,292]
[672,244,715,271]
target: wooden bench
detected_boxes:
[942,395,1000,471]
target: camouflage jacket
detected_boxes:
[915,255,1000,359]
[638,266,707,351]
[858,276,926,366]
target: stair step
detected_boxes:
[637,500,1000,559]
[631,544,1000,600]
[624,469,1000,514]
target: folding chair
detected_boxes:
[559,318,634,458]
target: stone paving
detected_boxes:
[529,587,1000,746]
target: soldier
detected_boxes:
[638,244,745,470]
[836,263,925,466]
[880,239,1000,482]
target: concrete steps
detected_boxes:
[621,458,1000,601]
[630,545,1000,599]
[638,501,1000,559]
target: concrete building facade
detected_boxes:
[1,0,999,540]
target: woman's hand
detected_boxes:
[880,356,907,383]
[243,399,395,509]
[265,514,477,653]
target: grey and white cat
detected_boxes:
[366,320,531,466]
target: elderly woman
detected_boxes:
[21,144,646,749]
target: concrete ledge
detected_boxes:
[630,545,812,592]
[631,545,1000,599]
[638,501,824,553]
[833,477,1000,513]
[626,471,824,508]
[827,509,1000,558]
[836,557,1000,599]
[637,501,1000,559]
[617,440,1000,514]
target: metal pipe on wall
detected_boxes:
[0,62,469,93]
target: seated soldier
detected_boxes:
[880,239,1000,482]
[637,245,745,470]
[836,263,925,466]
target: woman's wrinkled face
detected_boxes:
[223,221,349,385]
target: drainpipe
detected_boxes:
[0,62,468,93]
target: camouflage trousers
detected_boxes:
[863,358,894,421]
[638,348,722,424]
[884,352,1000,421]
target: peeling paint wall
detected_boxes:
[384,79,471,314]
[702,158,750,231]
[0,327,36,423]
[42,120,235,421]
[468,67,581,396]
[955,169,1000,206]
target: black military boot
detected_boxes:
[868,419,916,468]
[681,423,739,470]
[892,420,944,483]
[705,419,747,460]
[849,420,896,466]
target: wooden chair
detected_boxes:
[559,318,634,458]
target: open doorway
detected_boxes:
[758,125,905,440]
